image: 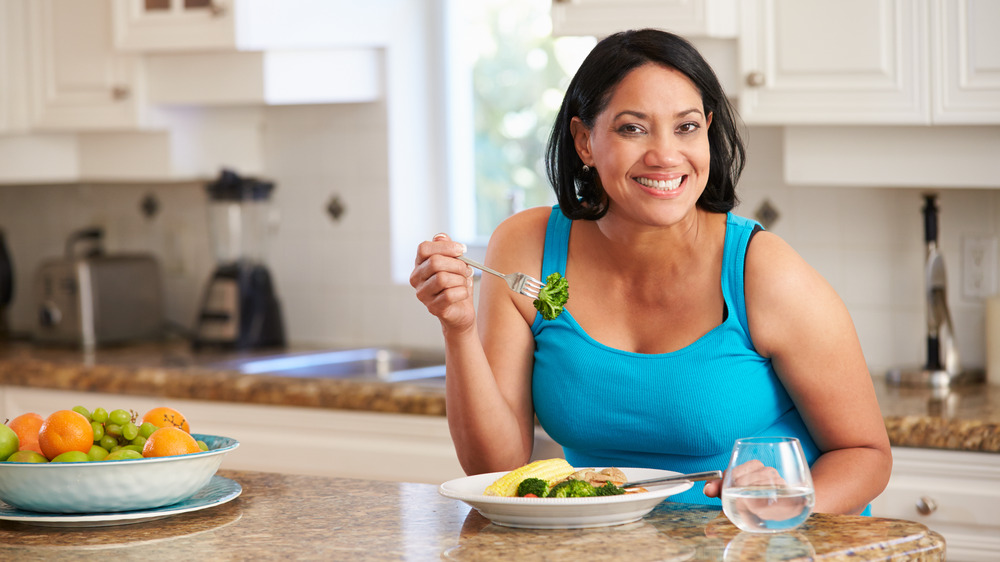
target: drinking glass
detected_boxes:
[721,437,815,533]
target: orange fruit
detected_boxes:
[141,407,191,433]
[38,410,93,460]
[8,412,44,454]
[142,427,201,458]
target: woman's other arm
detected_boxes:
[712,231,893,514]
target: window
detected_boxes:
[447,0,595,246]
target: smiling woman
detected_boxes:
[412,28,892,519]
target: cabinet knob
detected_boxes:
[915,496,937,516]
[745,72,766,87]
[111,86,130,101]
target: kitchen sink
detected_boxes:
[206,347,446,385]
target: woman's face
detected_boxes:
[572,63,713,228]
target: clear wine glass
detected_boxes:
[721,436,815,533]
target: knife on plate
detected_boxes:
[621,470,723,489]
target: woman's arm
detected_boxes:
[410,208,548,474]
[721,231,892,514]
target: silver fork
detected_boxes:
[457,255,544,299]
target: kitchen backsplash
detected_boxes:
[1,105,998,379]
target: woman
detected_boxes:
[410,29,891,514]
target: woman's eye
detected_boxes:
[618,124,645,135]
[678,122,701,134]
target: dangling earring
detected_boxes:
[582,165,590,173]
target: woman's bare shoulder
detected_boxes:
[486,206,554,274]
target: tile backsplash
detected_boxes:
[1,106,998,379]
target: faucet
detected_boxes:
[923,194,961,375]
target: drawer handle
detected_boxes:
[915,496,937,516]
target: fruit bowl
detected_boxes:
[0,434,238,514]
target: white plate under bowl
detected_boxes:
[438,467,693,529]
[0,434,238,514]
[0,475,242,527]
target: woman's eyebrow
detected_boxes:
[612,108,705,121]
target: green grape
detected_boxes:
[197,440,209,452]
[91,407,109,424]
[99,434,118,450]
[51,451,90,462]
[138,422,158,439]
[120,444,143,454]
[91,421,105,442]
[87,445,109,461]
[104,449,142,461]
[122,422,138,441]
[109,445,122,452]
[72,405,92,421]
[108,409,131,426]
[130,435,147,448]
[104,423,122,438]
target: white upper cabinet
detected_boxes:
[739,0,1000,125]
[0,0,30,133]
[738,0,927,125]
[551,0,738,38]
[112,0,239,52]
[27,0,147,131]
[931,0,1000,124]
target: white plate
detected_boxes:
[438,467,693,529]
[0,475,241,527]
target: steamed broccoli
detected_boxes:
[595,481,625,496]
[547,479,597,498]
[533,272,569,321]
[516,477,550,498]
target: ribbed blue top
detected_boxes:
[531,206,820,506]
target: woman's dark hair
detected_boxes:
[546,29,745,220]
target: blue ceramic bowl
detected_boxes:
[0,434,238,514]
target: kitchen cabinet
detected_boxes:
[112,0,238,52]
[738,0,1000,125]
[550,0,738,38]
[27,0,147,131]
[0,385,467,485]
[871,447,1000,562]
[0,0,30,133]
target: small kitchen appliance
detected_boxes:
[887,194,985,387]
[193,169,285,350]
[33,227,164,348]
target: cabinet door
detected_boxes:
[0,0,30,132]
[27,0,144,131]
[871,448,1000,562]
[739,0,929,124]
[551,0,737,38]
[931,0,1000,124]
[112,0,236,52]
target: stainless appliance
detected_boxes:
[33,227,164,347]
[193,169,285,350]
[888,194,985,387]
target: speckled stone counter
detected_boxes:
[0,470,944,561]
[2,340,999,453]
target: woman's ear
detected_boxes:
[570,117,593,166]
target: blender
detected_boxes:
[193,169,285,349]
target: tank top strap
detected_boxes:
[722,213,764,338]
[541,205,571,278]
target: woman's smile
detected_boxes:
[634,175,685,194]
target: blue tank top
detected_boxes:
[531,206,821,506]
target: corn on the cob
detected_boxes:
[483,458,575,497]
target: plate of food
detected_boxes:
[438,459,693,529]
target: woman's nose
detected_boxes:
[643,135,683,167]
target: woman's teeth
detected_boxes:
[636,176,683,191]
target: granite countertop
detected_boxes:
[0,470,944,560]
[1,340,999,453]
